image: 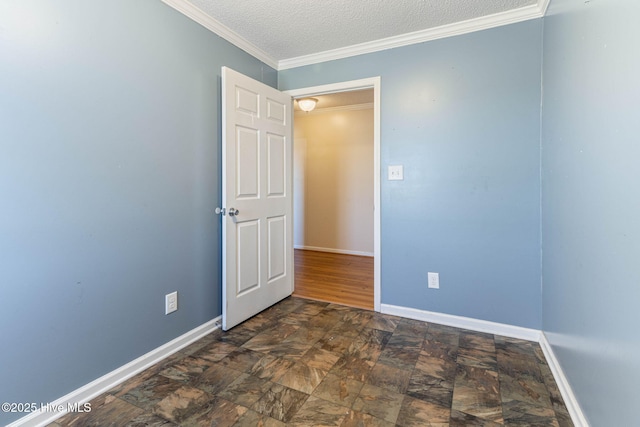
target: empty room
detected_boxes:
[1,0,637,426]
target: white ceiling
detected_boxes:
[294,89,374,111]
[163,0,549,70]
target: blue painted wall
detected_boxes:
[0,1,275,423]
[541,0,640,425]
[280,20,543,329]
[11,1,636,423]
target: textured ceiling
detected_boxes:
[188,0,537,61]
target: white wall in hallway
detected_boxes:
[294,108,374,255]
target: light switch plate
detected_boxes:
[388,165,404,180]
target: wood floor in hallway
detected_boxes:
[293,249,374,310]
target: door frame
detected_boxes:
[284,77,381,312]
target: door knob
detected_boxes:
[228,208,240,217]
[215,207,226,215]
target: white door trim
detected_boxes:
[285,77,382,312]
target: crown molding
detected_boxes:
[160,0,278,70]
[294,102,374,116]
[161,0,550,72]
[539,0,552,16]
[278,1,549,70]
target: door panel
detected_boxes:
[267,215,286,282]
[236,220,260,296]
[267,133,286,197]
[266,98,286,123]
[236,87,259,114]
[222,67,293,330]
[236,127,260,199]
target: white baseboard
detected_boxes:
[8,306,587,427]
[380,303,587,426]
[294,245,374,257]
[8,316,222,427]
[380,303,540,341]
[539,332,590,427]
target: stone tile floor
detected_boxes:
[50,297,572,426]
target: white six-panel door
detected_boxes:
[221,67,293,330]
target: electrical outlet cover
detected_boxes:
[428,272,439,289]
[165,291,178,314]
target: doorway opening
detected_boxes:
[285,78,381,312]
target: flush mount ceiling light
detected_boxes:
[297,98,318,112]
